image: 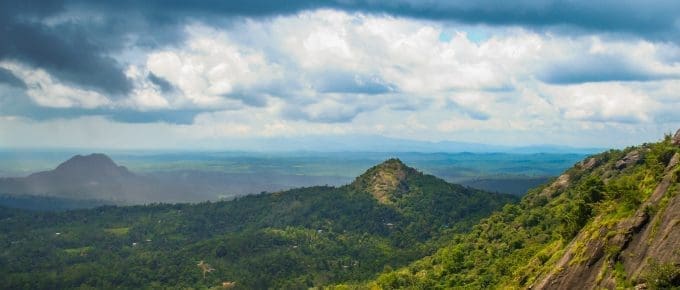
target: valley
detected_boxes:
[0,151,586,209]
[0,159,516,289]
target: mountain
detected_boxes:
[44,153,134,180]
[0,159,516,289]
[350,158,415,204]
[210,135,604,154]
[0,153,214,204]
[360,130,680,289]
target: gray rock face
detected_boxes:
[615,150,642,170]
[579,157,599,171]
[673,129,680,146]
[533,152,680,290]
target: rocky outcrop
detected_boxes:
[579,157,600,171]
[615,150,642,170]
[538,173,570,198]
[673,129,680,146]
[619,153,680,286]
[350,158,414,204]
[533,153,680,289]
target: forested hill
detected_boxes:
[0,159,516,289]
[356,130,680,289]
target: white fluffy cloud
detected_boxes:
[145,26,283,108]
[0,61,111,109]
[540,83,659,123]
[1,10,679,148]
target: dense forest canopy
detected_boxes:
[0,159,516,289]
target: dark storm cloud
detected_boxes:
[0,68,26,88]
[363,1,680,41]
[74,0,679,40]
[0,0,134,95]
[539,55,679,84]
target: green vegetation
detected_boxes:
[645,261,680,289]
[104,227,130,236]
[0,159,515,289]
[2,136,677,289]
[358,136,680,289]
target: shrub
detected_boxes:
[645,261,680,289]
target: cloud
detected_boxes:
[1,0,677,97]
[0,4,679,149]
[539,53,679,84]
[541,57,661,84]
[540,82,659,124]
[0,67,26,88]
[0,6,133,95]
[312,71,397,95]
[446,94,492,121]
[0,61,111,109]
[3,10,679,126]
[147,73,176,94]
[65,1,680,40]
[144,27,283,108]
[282,95,377,123]
[0,92,204,124]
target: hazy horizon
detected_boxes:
[0,134,610,153]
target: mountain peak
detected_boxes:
[58,153,116,169]
[53,153,132,179]
[352,158,417,204]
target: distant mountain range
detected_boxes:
[0,151,582,209]
[200,135,605,154]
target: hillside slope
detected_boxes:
[360,130,680,289]
[0,159,516,289]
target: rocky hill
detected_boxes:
[533,131,680,289]
[350,158,415,204]
[359,130,680,289]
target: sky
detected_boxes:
[0,0,679,150]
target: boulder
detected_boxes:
[579,157,599,171]
[615,150,642,170]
